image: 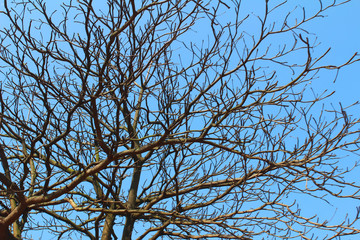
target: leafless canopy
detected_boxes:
[0,0,359,239]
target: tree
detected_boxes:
[0,0,359,239]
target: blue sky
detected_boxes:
[280,1,360,238]
[309,0,360,108]
[1,0,360,239]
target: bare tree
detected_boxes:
[0,0,359,239]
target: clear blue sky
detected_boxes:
[310,0,360,108]
[276,1,360,239]
[1,0,360,239]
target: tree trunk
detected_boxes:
[0,224,18,240]
[121,163,142,240]
[101,213,115,240]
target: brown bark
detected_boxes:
[0,224,18,240]
[101,213,115,240]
